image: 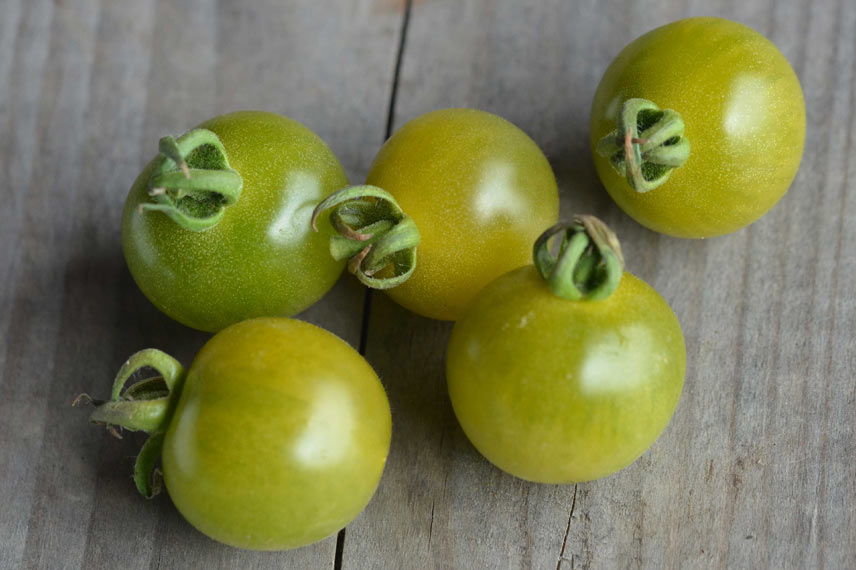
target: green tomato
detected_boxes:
[446,266,685,483]
[590,17,805,238]
[366,108,559,320]
[159,318,391,550]
[122,111,347,332]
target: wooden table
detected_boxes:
[1,0,853,568]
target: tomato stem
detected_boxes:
[533,216,624,301]
[77,349,186,498]
[596,98,690,193]
[310,185,421,289]
[139,128,243,231]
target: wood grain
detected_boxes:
[0,0,853,569]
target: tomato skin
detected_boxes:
[590,17,805,238]
[366,109,559,320]
[446,267,685,483]
[122,111,347,332]
[161,318,391,550]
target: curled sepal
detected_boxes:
[134,431,165,498]
[596,98,690,193]
[310,185,421,289]
[78,349,186,498]
[533,216,625,301]
[108,349,184,402]
[139,128,243,231]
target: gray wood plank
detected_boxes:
[23,3,159,567]
[346,0,856,569]
[822,40,856,567]
[72,2,194,569]
[0,0,404,569]
[90,1,402,568]
[0,0,23,110]
[0,0,54,407]
[0,1,102,568]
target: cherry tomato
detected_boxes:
[122,111,347,332]
[87,318,391,550]
[365,108,559,320]
[446,219,685,483]
[590,17,805,238]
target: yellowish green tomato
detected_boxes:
[446,219,685,483]
[590,17,805,238]
[87,318,392,550]
[122,111,347,332]
[365,108,559,320]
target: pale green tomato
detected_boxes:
[447,267,685,483]
[123,111,347,332]
[366,109,559,320]
[590,17,805,238]
[161,318,391,550]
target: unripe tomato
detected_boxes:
[447,220,685,482]
[122,111,347,332]
[590,17,805,238]
[86,318,392,550]
[366,109,559,320]
[163,319,391,549]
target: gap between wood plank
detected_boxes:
[335,1,413,568]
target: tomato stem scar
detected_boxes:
[596,98,690,193]
[311,185,421,290]
[139,129,244,231]
[533,216,624,301]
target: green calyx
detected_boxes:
[75,349,186,498]
[311,185,420,289]
[533,216,625,301]
[139,129,243,231]
[596,98,690,193]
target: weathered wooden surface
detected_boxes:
[1,0,854,569]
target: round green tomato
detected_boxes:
[123,111,347,332]
[590,17,805,238]
[366,109,559,320]
[446,267,685,483]
[161,318,391,550]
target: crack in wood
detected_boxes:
[555,485,578,570]
[428,499,435,549]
